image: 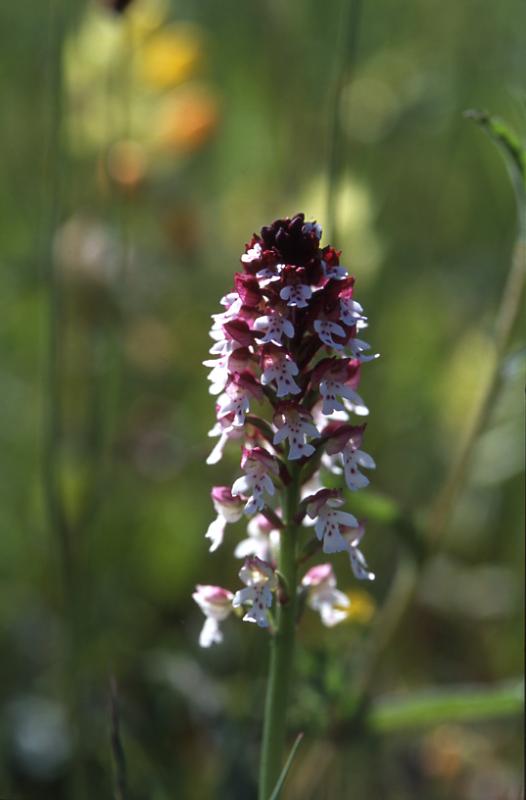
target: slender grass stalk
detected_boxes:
[268,733,304,800]
[325,0,363,242]
[428,242,526,544]
[40,5,91,799]
[42,0,71,594]
[258,468,301,800]
[110,676,129,800]
[428,114,526,545]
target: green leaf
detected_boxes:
[465,109,525,184]
[267,732,304,800]
[465,109,526,238]
[369,680,523,733]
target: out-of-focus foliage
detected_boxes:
[0,0,524,798]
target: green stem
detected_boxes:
[259,469,301,800]
[325,0,363,242]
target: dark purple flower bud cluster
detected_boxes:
[194,214,378,645]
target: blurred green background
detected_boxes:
[0,0,524,798]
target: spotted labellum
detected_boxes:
[194,214,378,645]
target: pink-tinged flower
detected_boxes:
[203,347,252,396]
[342,523,375,581]
[192,584,234,647]
[241,241,263,264]
[340,296,367,327]
[222,318,257,348]
[347,337,378,363]
[257,265,283,284]
[231,447,279,515]
[300,472,324,503]
[312,402,349,431]
[208,300,244,356]
[305,487,341,516]
[253,310,295,345]
[306,490,359,554]
[273,405,319,460]
[302,563,350,627]
[217,371,263,427]
[314,319,347,350]
[261,345,301,398]
[234,273,262,307]
[206,414,244,465]
[324,424,375,491]
[203,353,230,395]
[323,262,348,280]
[322,246,348,280]
[208,330,233,358]
[343,445,375,491]
[205,486,245,552]
[214,292,242,322]
[228,348,254,373]
[219,290,242,310]
[312,359,368,416]
[233,556,277,627]
[324,421,365,453]
[279,282,312,308]
[234,513,279,561]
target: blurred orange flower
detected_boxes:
[107,139,148,190]
[156,86,219,153]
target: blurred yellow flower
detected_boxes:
[156,86,219,153]
[140,24,204,88]
[343,589,376,624]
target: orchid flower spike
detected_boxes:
[195,214,378,647]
